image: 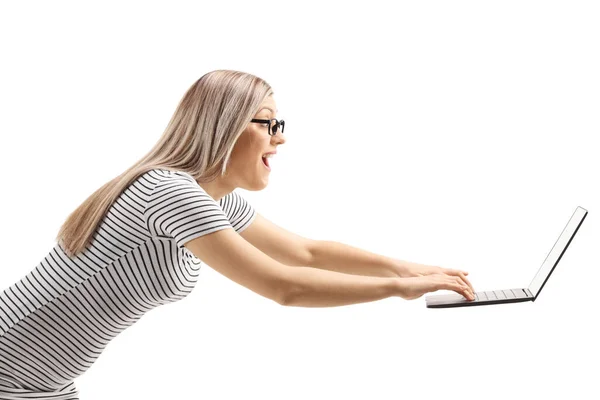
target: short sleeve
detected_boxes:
[219,191,257,233]
[144,171,233,248]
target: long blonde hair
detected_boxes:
[56,69,274,258]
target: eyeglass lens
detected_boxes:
[271,119,284,135]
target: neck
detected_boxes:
[196,179,235,202]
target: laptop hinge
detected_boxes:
[524,288,533,298]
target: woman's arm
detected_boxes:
[281,267,401,307]
[309,240,474,293]
[282,266,474,307]
[308,240,404,278]
[185,228,472,308]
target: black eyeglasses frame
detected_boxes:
[250,118,285,136]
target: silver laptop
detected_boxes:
[426,206,588,308]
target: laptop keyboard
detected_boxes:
[474,289,521,301]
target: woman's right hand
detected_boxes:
[396,274,475,301]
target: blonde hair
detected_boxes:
[56,69,274,258]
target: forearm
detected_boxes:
[309,240,405,278]
[282,266,400,308]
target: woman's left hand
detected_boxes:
[393,259,475,293]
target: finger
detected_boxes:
[445,269,474,292]
[459,273,474,292]
[440,278,464,298]
[443,269,469,288]
[449,278,474,300]
[462,285,475,300]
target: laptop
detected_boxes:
[425,206,588,308]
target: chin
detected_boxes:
[256,181,269,191]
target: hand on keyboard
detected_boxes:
[393,259,475,294]
[396,274,476,301]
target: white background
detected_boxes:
[0,1,598,399]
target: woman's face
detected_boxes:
[227,95,285,191]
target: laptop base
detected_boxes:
[426,288,534,308]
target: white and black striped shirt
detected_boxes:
[0,168,256,392]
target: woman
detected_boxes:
[0,69,474,399]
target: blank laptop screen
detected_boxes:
[528,206,587,297]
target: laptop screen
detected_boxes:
[528,206,588,298]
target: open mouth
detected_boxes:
[261,155,271,170]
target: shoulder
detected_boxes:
[142,168,211,212]
[149,168,192,180]
[144,168,238,206]
[144,168,200,189]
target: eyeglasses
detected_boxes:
[250,118,285,136]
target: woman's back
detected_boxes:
[0,168,256,394]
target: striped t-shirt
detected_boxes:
[0,168,256,392]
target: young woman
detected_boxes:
[0,69,474,399]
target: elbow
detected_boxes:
[277,282,294,306]
[276,271,302,307]
[304,238,317,267]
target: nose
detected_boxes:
[272,130,286,145]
